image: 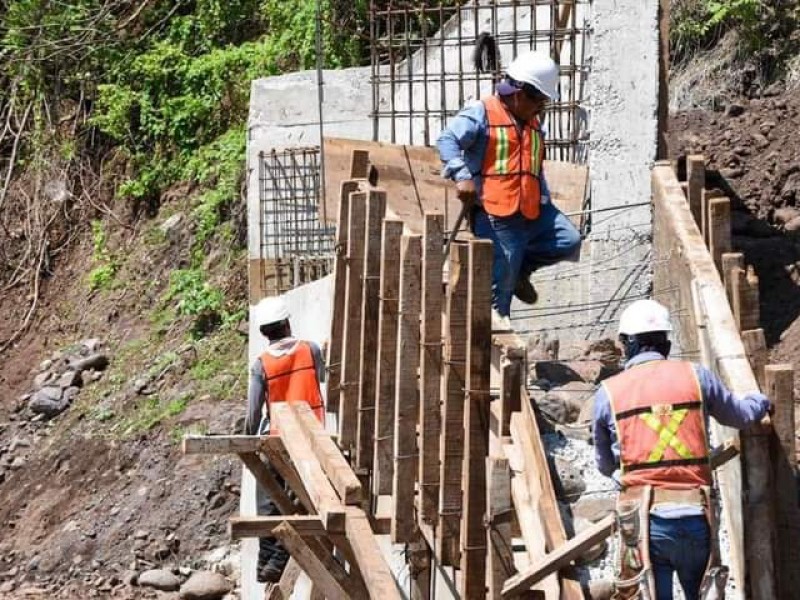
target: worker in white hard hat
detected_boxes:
[246,296,326,583]
[593,299,771,600]
[436,50,581,318]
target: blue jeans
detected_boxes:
[473,204,582,316]
[649,515,710,600]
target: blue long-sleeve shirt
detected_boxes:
[593,351,770,479]
[436,99,551,203]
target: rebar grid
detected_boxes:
[258,148,335,294]
[369,0,590,160]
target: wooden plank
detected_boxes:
[504,442,559,598]
[721,252,745,305]
[340,190,368,447]
[732,265,760,332]
[409,533,432,600]
[686,155,705,229]
[322,138,587,234]
[182,434,262,454]
[701,188,725,247]
[500,514,616,598]
[327,180,359,413]
[293,403,363,506]
[708,196,732,274]
[261,436,315,513]
[374,219,404,495]
[237,452,297,516]
[437,242,469,566]
[345,507,403,599]
[710,437,741,470]
[273,521,367,599]
[497,355,523,438]
[487,457,516,599]
[460,239,493,598]
[229,515,326,539]
[419,212,444,524]
[765,364,800,599]
[271,404,346,532]
[357,189,387,470]
[267,559,302,600]
[350,149,370,179]
[392,233,422,543]
[742,329,767,389]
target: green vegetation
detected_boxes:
[87,220,118,291]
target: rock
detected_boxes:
[539,381,595,426]
[751,133,770,149]
[63,386,81,404]
[28,388,68,418]
[71,353,110,373]
[573,495,615,523]
[9,457,25,470]
[39,359,53,372]
[785,216,800,233]
[535,361,581,385]
[179,571,232,600]
[0,580,15,594]
[574,517,608,563]
[725,103,745,117]
[133,529,149,540]
[160,213,185,243]
[577,393,596,427]
[57,370,82,389]
[774,206,800,225]
[33,372,52,389]
[81,338,103,353]
[587,578,614,600]
[8,437,30,452]
[137,569,181,592]
[552,456,586,498]
[123,570,138,586]
[527,333,559,362]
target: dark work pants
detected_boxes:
[256,467,289,569]
[649,515,711,600]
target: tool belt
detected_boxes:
[612,486,728,600]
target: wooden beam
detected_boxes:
[345,507,403,599]
[460,239,493,598]
[710,437,741,471]
[261,436,315,513]
[374,219,404,495]
[271,404,346,532]
[237,452,297,516]
[266,559,302,600]
[500,514,616,598]
[732,265,760,333]
[765,364,800,598]
[273,522,367,599]
[742,329,767,389]
[708,196,731,274]
[498,355,523,438]
[409,533,432,600]
[686,155,705,229]
[392,233,422,543]
[487,457,516,599]
[721,252,745,306]
[327,180,359,413]
[340,190,368,447]
[357,189,387,470]
[229,515,326,539]
[293,403,363,506]
[701,188,725,247]
[419,212,444,524]
[350,149,370,179]
[182,434,262,454]
[437,242,469,566]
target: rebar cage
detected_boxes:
[369,0,590,162]
[257,148,335,296]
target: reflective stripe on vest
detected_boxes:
[603,360,711,489]
[259,341,324,435]
[480,95,544,220]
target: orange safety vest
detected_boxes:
[480,95,545,220]
[259,340,324,435]
[602,360,711,489]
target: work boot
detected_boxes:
[514,275,538,305]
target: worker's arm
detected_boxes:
[539,122,551,204]
[436,102,485,183]
[308,341,326,384]
[245,358,267,435]
[696,365,771,428]
[592,385,619,477]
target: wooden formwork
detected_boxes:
[654,158,800,600]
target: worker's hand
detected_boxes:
[455,179,477,206]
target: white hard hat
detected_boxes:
[254,296,290,327]
[506,52,560,100]
[618,299,673,336]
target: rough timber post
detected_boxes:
[340,190,367,447]
[437,242,469,566]
[373,219,403,495]
[419,212,444,524]
[327,180,358,413]
[392,234,421,543]
[357,189,387,470]
[686,154,705,229]
[487,456,515,599]
[460,239,493,597]
[708,196,731,274]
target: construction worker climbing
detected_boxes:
[245,296,326,583]
[437,51,581,320]
[593,299,771,600]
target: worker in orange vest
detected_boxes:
[437,51,581,322]
[246,295,325,583]
[593,299,771,600]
